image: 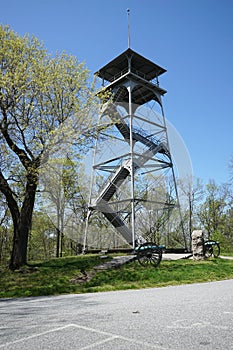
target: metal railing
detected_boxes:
[109,67,160,87]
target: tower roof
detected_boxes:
[95,48,166,83]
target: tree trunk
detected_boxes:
[9,224,28,269]
[56,227,60,258]
[9,177,37,270]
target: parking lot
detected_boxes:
[1,279,233,349]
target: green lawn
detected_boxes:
[1,255,233,298]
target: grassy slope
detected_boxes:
[0,255,233,298]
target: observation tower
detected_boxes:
[83,47,186,251]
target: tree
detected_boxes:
[178,176,204,246]
[39,156,90,257]
[198,181,227,239]
[217,181,233,253]
[28,211,56,261]
[0,25,96,269]
[0,194,13,264]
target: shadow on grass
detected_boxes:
[1,256,233,299]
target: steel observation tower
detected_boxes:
[83,13,186,252]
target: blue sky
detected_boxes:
[1,0,233,185]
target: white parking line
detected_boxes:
[79,336,118,349]
[0,323,168,350]
[0,324,73,348]
[69,324,167,349]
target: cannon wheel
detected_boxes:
[204,240,220,258]
[137,242,162,268]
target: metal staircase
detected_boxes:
[89,104,172,243]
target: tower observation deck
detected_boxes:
[95,48,166,105]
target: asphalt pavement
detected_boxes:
[0,279,233,349]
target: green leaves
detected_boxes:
[0,24,95,163]
[0,25,100,268]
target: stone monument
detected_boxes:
[192,230,204,260]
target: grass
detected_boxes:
[0,255,233,298]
